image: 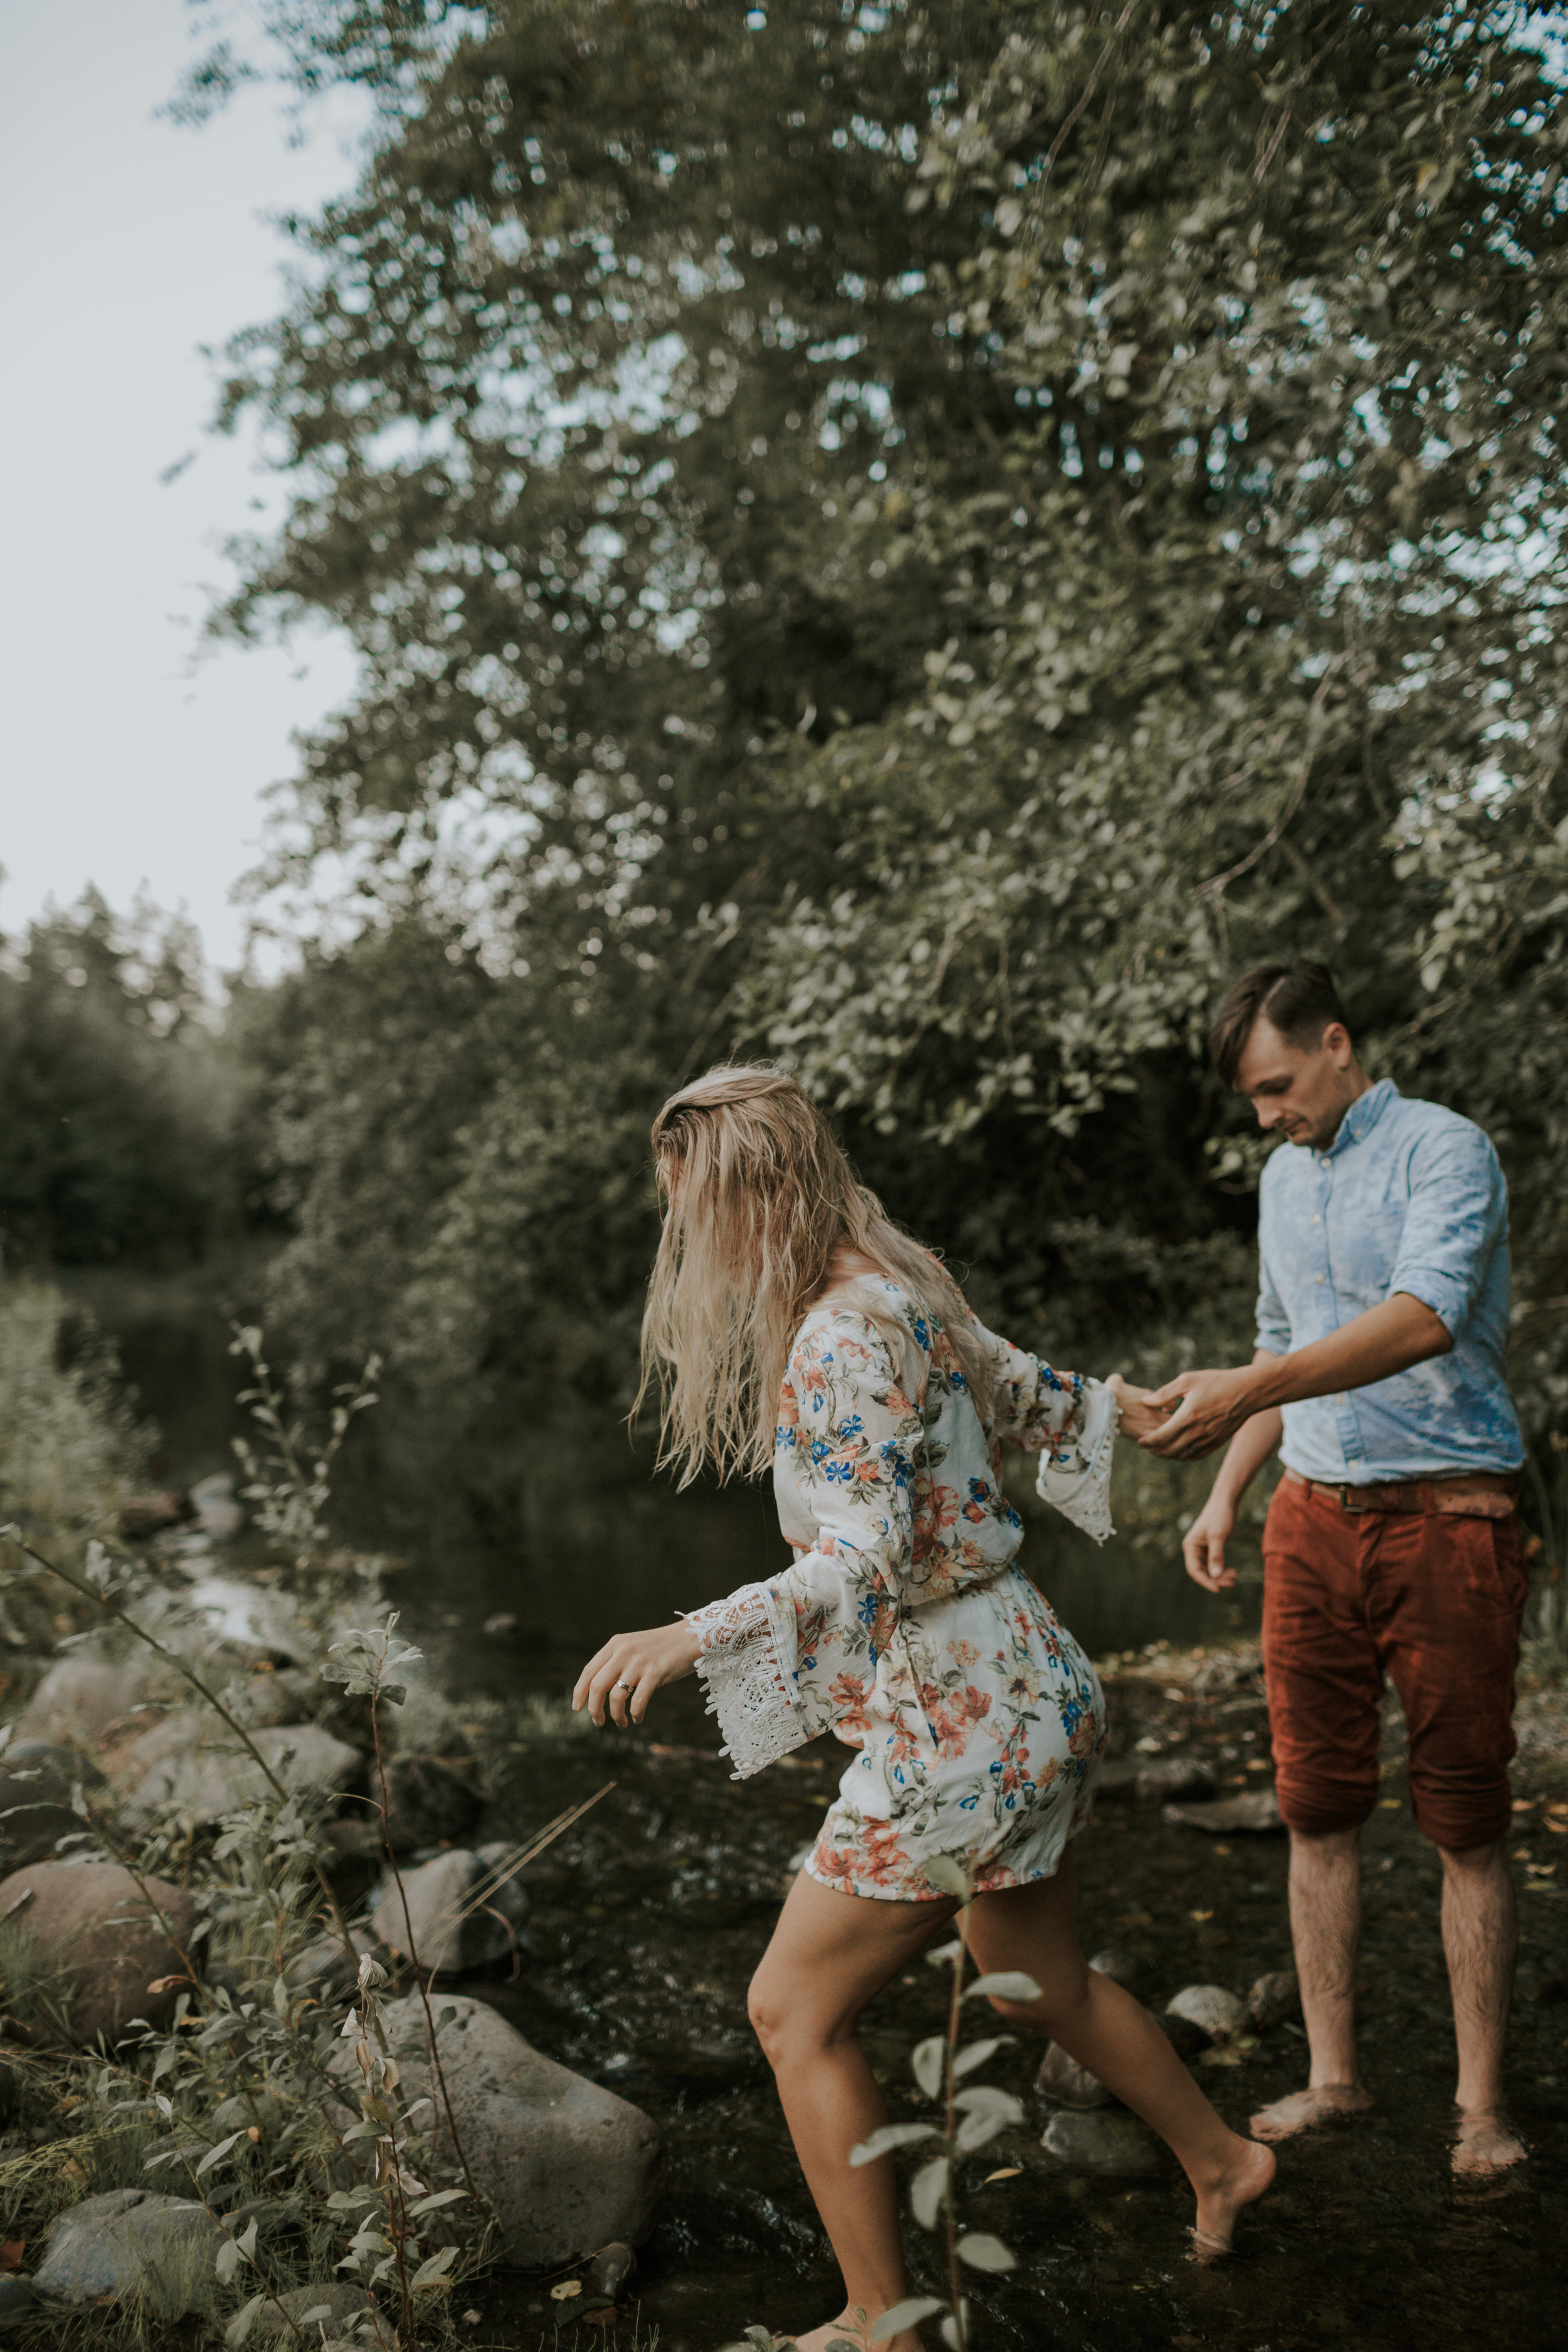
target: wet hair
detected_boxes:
[638,1062,993,1485]
[1209,961,1353,1088]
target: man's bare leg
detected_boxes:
[1251,1825,1374,2141]
[1441,1836,1525,2176]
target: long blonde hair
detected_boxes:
[637,1064,994,1485]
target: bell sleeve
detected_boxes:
[680,1311,919,1780]
[972,1319,1121,1547]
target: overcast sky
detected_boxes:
[0,0,369,977]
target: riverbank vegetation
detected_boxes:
[4,6,1566,1590]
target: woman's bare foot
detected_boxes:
[783,2315,921,2352]
[1190,2133,1276,2255]
[1249,2082,1372,2141]
[1453,2106,1527,2178]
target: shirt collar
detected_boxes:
[1322,1076,1397,1161]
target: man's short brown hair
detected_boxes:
[1209,961,1353,1088]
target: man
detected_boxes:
[1141,960,1528,2178]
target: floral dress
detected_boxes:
[682,1274,1118,1900]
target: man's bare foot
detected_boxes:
[1249,2083,1372,2142]
[1190,2134,1276,2257]
[1453,2106,1527,2178]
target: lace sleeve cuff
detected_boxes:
[680,1581,811,1780]
[1036,1378,1120,1546]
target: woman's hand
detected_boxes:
[572,1620,702,1728]
[1106,1372,1170,1445]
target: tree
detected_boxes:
[190,3,1567,1463]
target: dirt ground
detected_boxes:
[448,1642,1568,2352]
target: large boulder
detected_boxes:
[0,1742,100,1870]
[123,1715,361,1828]
[1035,2040,1110,2110]
[0,1862,197,2046]
[1249,1969,1301,2031]
[32,2190,223,2316]
[369,1846,529,1978]
[334,1994,662,2269]
[16,1658,152,1746]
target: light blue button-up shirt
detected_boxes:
[1254,1078,1523,1483]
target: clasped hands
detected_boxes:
[1107,1364,1263,1461]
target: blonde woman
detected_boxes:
[573,1067,1274,2349]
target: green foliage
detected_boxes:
[0,894,241,1269]
[173,6,1567,1510]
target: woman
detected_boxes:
[573,1067,1273,2349]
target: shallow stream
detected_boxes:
[86,1283,1568,2349]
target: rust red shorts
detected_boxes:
[1261,1472,1529,1851]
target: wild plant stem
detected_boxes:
[943,1902,972,2352]
[366,1686,484,2215]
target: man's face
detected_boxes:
[1234,1017,1364,1152]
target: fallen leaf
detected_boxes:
[1545,1821,1567,1837]
[247,2127,262,2143]
[983,2167,1022,2183]
[1212,1844,1232,1857]
[0,2242,24,2272]
[550,2281,583,2302]
[1189,1909,1214,1922]
[1381,1799,1402,1811]
[146,1976,192,1996]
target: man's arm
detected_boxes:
[1182,1358,1284,1590]
[1142,1291,1451,1463]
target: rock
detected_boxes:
[585,2241,636,2300]
[369,1845,529,1977]
[189,1474,245,1542]
[285,1927,381,2001]
[1192,1650,1264,1695]
[0,1862,197,2046]
[0,1742,102,1869]
[252,2281,394,2344]
[1163,1786,1284,1835]
[16,1658,152,1746]
[119,1493,195,1540]
[1087,1947,1148,1992]
[1035,2040,1110,2110]
[1041,2108,1162,2178]
[32,2189,223,2316]
[1165,1985,1252,2044]
[181,1578,309,1662]
[378,1752,482,1852]
[223,1668,322,1731]
[333,1993,662,2267]
[124,1717,362,1828]
[1157,2011,1211,2062]
[1249,1969,1301,2031]
[1096,1755,1217,1803]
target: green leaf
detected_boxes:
[911,2035,946,2100]
[923,1856,970,1900]
[909,2155,950,2231]
[407,2187,468,2217]
[224,2293,265,2349]
[411,2243,460,2290]
[195,2129,245,2176]
[956,2232,1016,2273]
[952,2035,1014,2077]
[872,2298,946,2341]
[965,1971,1042,2005]
[848,2121,939,2166]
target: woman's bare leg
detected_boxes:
[968,1850,1274,2247]
[747,1870,959,2352]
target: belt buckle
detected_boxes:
[1337,1483,1366,1514]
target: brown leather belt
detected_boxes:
[1283,1466,1519,1520]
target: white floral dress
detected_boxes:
[682,1274,1117,1900]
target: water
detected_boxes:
[80,1280,1564,2351]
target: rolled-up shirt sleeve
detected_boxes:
[1387,1126,1508,1337]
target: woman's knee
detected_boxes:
[747,1965,856,2067]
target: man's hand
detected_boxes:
[1183,1491,1238,1591]
[1139,1364,1265,1460]
[1106,1372,1170,1444]
[573,1620,702,1727]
